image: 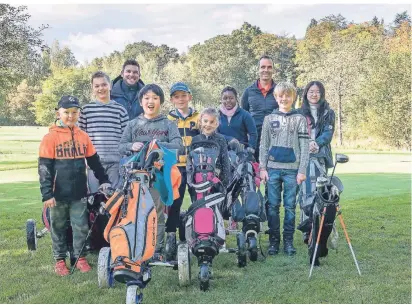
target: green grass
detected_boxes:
[0,174,410,303]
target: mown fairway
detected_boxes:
[0,126,410,303]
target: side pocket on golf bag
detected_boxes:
[231,198,245,222]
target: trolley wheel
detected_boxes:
[236,232,247,268]
[199,263,210,291]
[248,236,258,262]
[178,211,186,242]
[126,285,143,304]
[177,242,191,286]
[98,247,114,288]
[26,219,37,251]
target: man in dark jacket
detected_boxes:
[241,55,279,160]
[110,59,145,120]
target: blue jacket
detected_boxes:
[218,107,258,149]
[110,77,145,120]
[241,80,278,131]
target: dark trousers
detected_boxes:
[165,167,187,233]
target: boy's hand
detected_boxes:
[44,198,56,208]
[131,142,144,151]
[260,169,269,184]
[297,173,306,185]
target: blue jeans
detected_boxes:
[267,168,299,237]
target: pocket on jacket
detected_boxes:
[268,146,296,163]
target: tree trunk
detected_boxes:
[337,79,343,146]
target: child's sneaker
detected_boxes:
[55,259,70,276]
[76,257,92,273]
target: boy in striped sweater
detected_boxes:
[79,71,129,191]
[259,82,309,256]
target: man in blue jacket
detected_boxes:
[241,55,278,160]
[111,59,145,120]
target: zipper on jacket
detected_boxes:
[70,127,76,195]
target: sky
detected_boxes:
[24,3,411,64]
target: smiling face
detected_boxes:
[121,64,140,86]
[171,91,192,112]
[275,90,295,113]
[92,77,110,102]
[56,107,79,127]
[141,90,161,118]
[307,84,321,105]
[258,58,273,82]
[221,90,237,110]
[200,113,219,136]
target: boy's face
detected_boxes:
[275,91,294,113]
[200,114,218,136]
[171,91,192,111]
[56,107,79,127]
[92,77,110,101]
[141,90,161,118]
[121,64,140,86]
[258,58,273,82]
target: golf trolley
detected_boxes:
[26,189,112,269]
[226,143,267,267]
[97,140,187,304]
[177,140,228,291]
[298,153,361,278]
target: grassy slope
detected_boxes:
[0,174,410,304]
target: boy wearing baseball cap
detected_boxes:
[165,82,200,261]
[39,95,111,276]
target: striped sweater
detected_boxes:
[78,100,129,163]
[259,109,309,174]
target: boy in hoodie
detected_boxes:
[166,82,200,261]
[259,82,309,256]
[39,95,111,276]
[111,59,145,120]
[119,84,183,258]
[79,71,129,191]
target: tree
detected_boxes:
[371,16,380,27]
[6,79,39,125]
[307,18,318,32]
[34,67,92,125]
[0,5,48,90]
[393,11,411,29]
[49,40,78,72]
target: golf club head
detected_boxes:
[335,154,349,163]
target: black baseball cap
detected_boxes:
[55,95,81,110]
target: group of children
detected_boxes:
[39,59,334,276]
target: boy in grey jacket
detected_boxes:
[259,82,309,256]
[119,84,183,257]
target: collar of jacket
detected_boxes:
[253,79,276,91]
[168,108,198,120]
[136,113,167,123]
[111,78,145,98]
[50,122,81,134]
[273,109,298,116]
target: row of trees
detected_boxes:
[0,5,410,149]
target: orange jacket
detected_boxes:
[38,124,109,202]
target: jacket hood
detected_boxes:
[168,108,198,119]
[111,77,145,97]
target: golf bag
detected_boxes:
[184,140,226,262]
[227,145,266,234]
[102,141,174,284]
[298,168,343,266]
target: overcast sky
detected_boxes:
[25,3,410,64]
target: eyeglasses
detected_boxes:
[308,91,320,95]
